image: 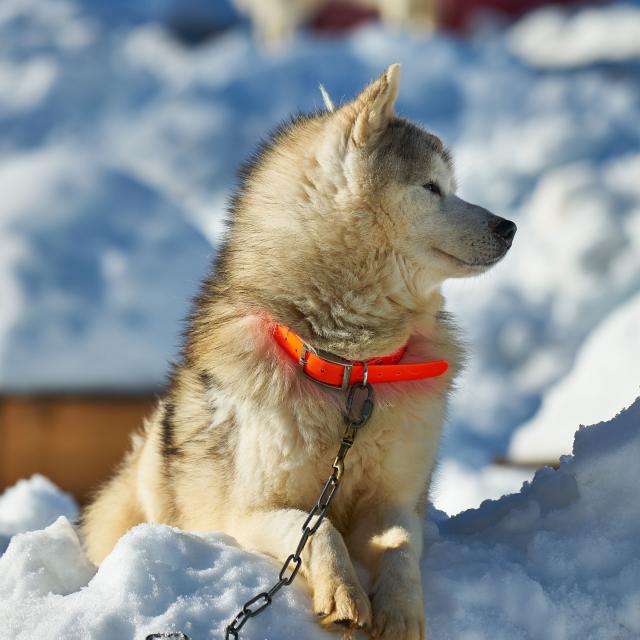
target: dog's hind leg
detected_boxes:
[81,452,145,566]
[229,508,372,630]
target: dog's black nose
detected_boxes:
[491,217,517,246]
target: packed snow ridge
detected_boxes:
[1,398,639,639]
[1,0,640,477]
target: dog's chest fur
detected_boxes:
[142,318,460,538]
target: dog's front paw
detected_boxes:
[313,572,372,631]
[370,581,425,640]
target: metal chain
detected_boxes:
[224,382,375,640]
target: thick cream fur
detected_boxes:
[80,65,512,640]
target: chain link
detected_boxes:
[224,382,374,640]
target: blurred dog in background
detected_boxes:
[233,0,438,46]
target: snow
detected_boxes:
[0,145,212,389]
[0,517,94,603]
[432,459,533,517]
[2,4,640,635]
[0,515,331,640]
[1,399,639,639]
[0,475,77,555]
[508,3,640,68]
[1,0,639,510]
[509,289,640,463]
[1,3,639,633]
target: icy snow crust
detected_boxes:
[0,0,639,473]
[1,400,639,639]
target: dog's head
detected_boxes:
[229,64,516,354]
[327,63,515,283]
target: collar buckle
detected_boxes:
[299,342,354,391]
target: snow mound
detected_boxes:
[0,474,77,554]
[432,459,533,516]
[427,397,640,639]
[1,0,639,474]
[510,289,640,462]
[0,517,94,602]
[0,520,332,640]
[1,398,639,639]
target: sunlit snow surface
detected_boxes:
[1,399,640,639]
[509,290,640,463]
[0,1,639,507]
[0,475,77,555]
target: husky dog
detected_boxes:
[82,64,516,639]
[234,0,437,47]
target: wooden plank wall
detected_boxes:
[0,394,156,504]
[0,394,557,507]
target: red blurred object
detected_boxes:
[311,1,378,32]
[312,0,593,34]
[440,0,592,30]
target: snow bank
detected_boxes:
[1,398,639,639]
[1,0,640,499]
[432,459,533,516]
[0,517,94,603]
[0,145,212,389]
[0,475,77,555]
[510,289,640,462]
[428,397,640,639]
[1,3,638,622]
[0,518,332,640]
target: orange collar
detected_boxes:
[273,324,448,390]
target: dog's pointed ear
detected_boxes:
[319,83,335,112]
[351,64,400,147]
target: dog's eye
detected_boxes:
[423,182,442,197]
